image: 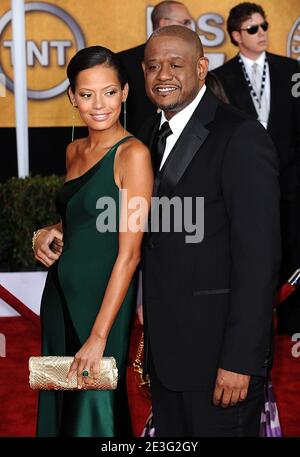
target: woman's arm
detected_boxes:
[33,142,77,267]
[33,222,63,267]
[67,140,153,388]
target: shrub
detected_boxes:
[0,175,64,271]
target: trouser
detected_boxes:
[149,353,265,437]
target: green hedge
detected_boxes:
[0,175,64,271]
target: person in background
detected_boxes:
[214,2,300,335]
[117,1,194,135]
[206,71,229,104]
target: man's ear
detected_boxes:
[232,31,242,45]
[122,82,129,102]
[142,61,146,76]
[198,56,209,81]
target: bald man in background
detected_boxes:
[117,1,193,135]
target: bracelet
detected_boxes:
[32,229,48,251]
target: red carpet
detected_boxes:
[0,315,299,437]
[0,317,40,437]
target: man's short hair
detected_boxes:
[147,25,203,58]
[151,1,186,30]
[227,2,266,46]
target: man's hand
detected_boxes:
[213,368,250,407]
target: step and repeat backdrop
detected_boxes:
[0,0,299,127]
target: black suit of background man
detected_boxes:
[214,3,300,335]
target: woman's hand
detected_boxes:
[33,226,63,267]
[66,334,107,389]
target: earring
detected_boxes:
[123,100,127,133]
[71,105,76,142]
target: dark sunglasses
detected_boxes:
[240,21,269,35]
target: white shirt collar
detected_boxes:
[160,84,207,135]
[240,51,266,69]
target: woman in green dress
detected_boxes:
[32,46,153,437]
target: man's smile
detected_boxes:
[154,85,179,96]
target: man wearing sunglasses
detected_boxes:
[215,2,300,337]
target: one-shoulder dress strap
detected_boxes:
[112,135,134,149]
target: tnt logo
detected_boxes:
[0,333,6,357]
[0,2,86,99]
[287,16,300,61]
[3,40,72,67]
[291,333,300,358]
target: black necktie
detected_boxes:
[154,121,173,175]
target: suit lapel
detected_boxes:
[157,120,209,197]
[155,89,217,198]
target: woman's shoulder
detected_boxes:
[66,138,85,168]
[66,138,85,154]
[118,136,150,162]
[116,136,152,181]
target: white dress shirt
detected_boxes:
[159,85,207,170]
[240,51,270,129]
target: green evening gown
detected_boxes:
[36,136,137,437]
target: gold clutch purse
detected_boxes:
[29,356,118,390]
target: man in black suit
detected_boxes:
[140,25,281,437]
[214,2,300,334]
[117,1,193,135]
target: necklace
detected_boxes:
[238,55,268,110]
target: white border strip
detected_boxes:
[12,0,29,177]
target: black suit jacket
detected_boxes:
[117,44,157,136]
[140,89,281,391]
[214,52,300,200]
